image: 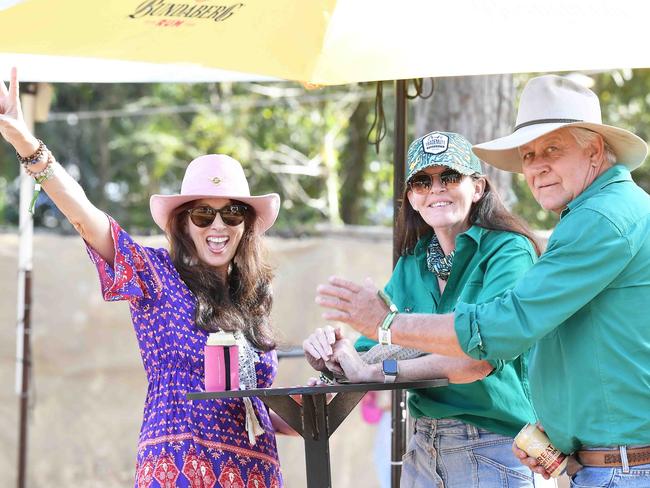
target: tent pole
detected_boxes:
[16,84,37,488]
[390,79,408,488]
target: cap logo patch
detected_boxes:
[422,133,449,154]
[210,177,222,185]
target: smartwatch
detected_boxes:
[382,359,398,383]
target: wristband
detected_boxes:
[319,370,335,384]
[377,290,398,346]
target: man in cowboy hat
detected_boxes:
[315,75,650,484]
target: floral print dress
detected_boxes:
[86,217,283,488]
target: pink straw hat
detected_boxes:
[149,154,280,233]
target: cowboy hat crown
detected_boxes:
[473,75,648,173]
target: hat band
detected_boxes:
[514,118,582,132]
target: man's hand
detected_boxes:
[315,276,388,339]
[511,425,553,480]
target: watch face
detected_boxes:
[383,359,398,376]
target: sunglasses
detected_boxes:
[187,204,249,228]
[408,170,465,194]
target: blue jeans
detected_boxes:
[401,417,554,488]
[571,446,650,488]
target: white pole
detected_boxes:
[15,90,35,394]
[16,87,36,488]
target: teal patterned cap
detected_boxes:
[406,131,483,182]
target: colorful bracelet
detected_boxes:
[24,150,55,179]
[17,139,47,166]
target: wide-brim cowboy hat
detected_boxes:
[149,154,280,233]
[472,75,648,173]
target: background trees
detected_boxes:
[1,70,648,232]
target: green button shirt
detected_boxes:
[357,225,538,437]
[455,165,650,453]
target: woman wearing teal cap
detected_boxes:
[304,132,553,487]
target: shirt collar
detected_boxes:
[414,224,484,254]
[560,164,632,219]
[462,224,485,245]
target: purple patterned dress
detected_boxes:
[86,217,283,488]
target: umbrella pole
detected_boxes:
[16,85,36,488]
[390,79,408,488]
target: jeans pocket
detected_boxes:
[472,437,535,488]
[570,467,614,488]
[401,447,443,488]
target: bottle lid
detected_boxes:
[206,331,237,346]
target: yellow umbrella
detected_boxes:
[2,0,650,85]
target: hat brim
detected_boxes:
[407,160,479,181]
[473,122,648,173]
[149,193,280,234]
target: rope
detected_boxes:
[367,78,436,153]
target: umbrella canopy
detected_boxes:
[2,0,650,85]
[0,53,276,83]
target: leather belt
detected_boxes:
[577,446,650,467]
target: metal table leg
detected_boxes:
[260,391,366,488]
[303,393,331,487]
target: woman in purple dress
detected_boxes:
[0,68,291,488]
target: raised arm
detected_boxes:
[0,68,114,263]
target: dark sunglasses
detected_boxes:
[187,204,249,228]
[408,170,465,194]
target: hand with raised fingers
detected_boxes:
[511,425,553,480]
[302,325,344,373]
[315,276,388,339]
[0,67,37,154]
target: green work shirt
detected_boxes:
[455,165,650,453]
[356,225,538,438]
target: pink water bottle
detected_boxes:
[204,332,239,392]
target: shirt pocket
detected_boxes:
[457,280,484,305]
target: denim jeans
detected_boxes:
[401,417,556,488]
[571,446,650,488]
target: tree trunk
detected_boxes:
[339,98,371,224]
[413,75,516,206]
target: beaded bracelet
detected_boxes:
[17,139,47,166]
[26,151,57,215]
[24,150,54,179]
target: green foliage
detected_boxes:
[0,81,396,232]
[594,69,650,190]
[3,71,648,233]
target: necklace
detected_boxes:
[426,233,455,281]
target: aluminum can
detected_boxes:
[514,423,568,477]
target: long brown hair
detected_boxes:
[396,176,542,256]
[167,200,276,351]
